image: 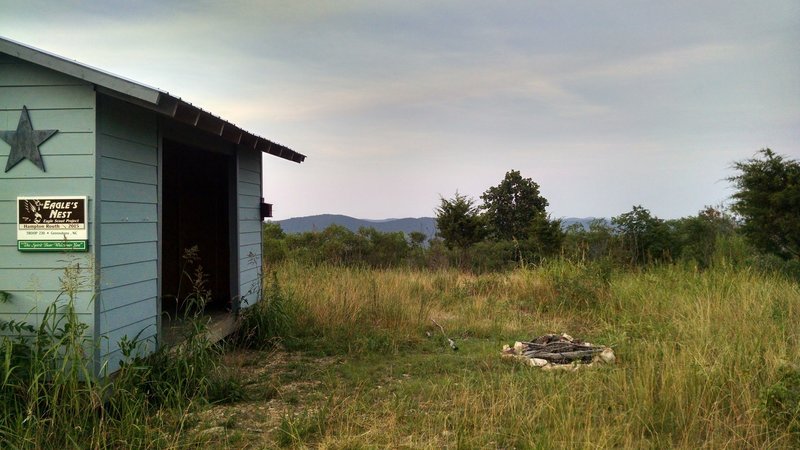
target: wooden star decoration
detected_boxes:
[2,106,58,172]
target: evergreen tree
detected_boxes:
[729,149,800,260]
[435,192,485,249]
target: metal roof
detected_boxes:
[0,36,305,163]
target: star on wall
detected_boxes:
[2,106,58,172]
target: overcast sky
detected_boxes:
[2,1,798,220]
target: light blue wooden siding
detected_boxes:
[0,56,96,329]
[237,147,262,307]
[96,95,158,371]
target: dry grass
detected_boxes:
[185,261,800,448]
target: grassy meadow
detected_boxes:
[1,256,798,448]
[196,259,800,448]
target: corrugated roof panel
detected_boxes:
[0,35,305,163]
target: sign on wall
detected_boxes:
[17,196,88,252]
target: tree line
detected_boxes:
[263,149,799,276]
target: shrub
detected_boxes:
[206,368,247,404]
[235,272,297,349]
[263,237,288,267]
[467,240,520,272]
[745,253,800,282]
[763,364,800,441]
[548,260,612,309]
[134,319,221,406]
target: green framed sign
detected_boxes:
[16,196,88,252]
[18,240,87,252]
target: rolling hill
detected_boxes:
[275,214,438,238]
[273,214,606,237]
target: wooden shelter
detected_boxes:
[0,37,304,374]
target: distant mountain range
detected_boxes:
[274,214,606,238]
[275,214,437,238]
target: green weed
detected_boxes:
[0,257,237,448]
[235,272,297,350]
[763,364,800,442]
[275,407,329,447]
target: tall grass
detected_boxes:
[2,253,798,447]
[0,260,236,449]
[270,262,495,353]
[251,259,799,447]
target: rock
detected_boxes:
[598,348,615,364]
[530,358,549,367]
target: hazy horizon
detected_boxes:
[275,212,608,221]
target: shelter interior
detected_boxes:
[161,139,236,318]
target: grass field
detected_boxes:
[184,260,800,448]
[1,258,797,448]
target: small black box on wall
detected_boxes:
[260,200,273,219]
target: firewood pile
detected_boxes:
[502,333,615,370]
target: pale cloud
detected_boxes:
[235,42,612,123]
[1,0,797,220]
[247,63,608,122]
[569,43,744,81]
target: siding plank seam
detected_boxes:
[99,277,158,291]
[101,298,156,315]
[100,316,157,340]
[99,154,157,167]
[100,258,158,270]
[97,132,157,149]
[98,177,157,187]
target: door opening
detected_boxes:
[161,139,233,318]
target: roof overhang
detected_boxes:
[0,36,305,163]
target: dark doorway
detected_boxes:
[162,139,233,316]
